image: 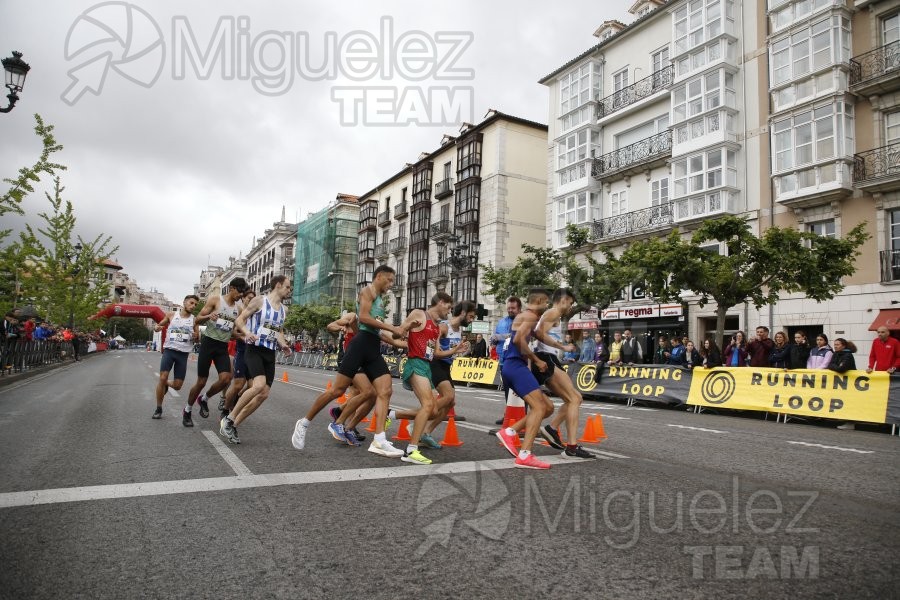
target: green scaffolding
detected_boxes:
[293,204,357,309]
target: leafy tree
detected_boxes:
[621,215,870,348]
[1,114,66,222]
[103,317,151,342]
[283,300,340,341]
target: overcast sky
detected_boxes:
[2,1,631,303]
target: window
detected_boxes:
[610,190,628,216]
[613,68,629,92]
[891,209,900,252]
[886,112,900,146]
[615,115,669,148]
[652,47,670,73]
[673,69,735,124]
[558,130,589,169]
[651,178,670,206]
[560,63,593,114]
[770,15,851,86]
[554,192,597,245]
[673,147,737,197]
[769,0,835,33]
[807,220,835,238]
[674,0,732,55]
[443,162,451,180]
[772,103,852,175]
[883,13,900,44]
[889,209,900,281]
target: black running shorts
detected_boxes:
[197,336,231,379]
[338,330,390,381]
[160,349,189,381]
[530,351,561,386]
[244,345,276,386]
[430,359,454,387]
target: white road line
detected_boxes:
[599,414,631,420]
[475,396,502,402]
[0,455,599,509]
[666,424,727,434]
[200,430,253,476]
[787,440,874,454]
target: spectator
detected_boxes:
[653,335,670,365]
[747,326,774,367]
[491,296,521,368]
[666,336,686,366]
[579,331,596,363]
[768,331,790,368]
[700,338,722,368]
[867,326,900,374]
[724,331,749,367]
[593,333,609,383]
[829,338,859,431]
[621,328,643,365]
[787,330,811,370]
[806,334,833,369]
[471,333,488,359]
[608,331,623,365]
[23,318,35,342]
[683,340,701,370]
[489,340,498,361]
[562,333,579,363]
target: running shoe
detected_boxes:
[539,424,565,450]
[367,439,404,458]
[152,407,162,420]
[220,417,234,439]
[384,416,392,431]
[561,445,595,459]
[220,409,229,420]
[515,453,550,470]
[228,426,240,445]
[351,427,366,442]
[328,422,349,444]
[291,419,308,450]
[401,449,432,465]
[420,433,442,449]
[343,427,361,447]
[182,409,193,428]
[218,398,226,413]
[495,429,517,457]
[329,406,342,422]
[198,398,210,418]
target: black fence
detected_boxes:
[1,339,84,376]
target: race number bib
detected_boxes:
[424,345,434,361]
[215,318,234,331]
[257,326,273,344]
[169,333,189,343]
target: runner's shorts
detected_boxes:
[244,344,277,387]
[233,342,248,379]
[402,357,435,390]
[501,356,541,398]
[338,330,390,381]
[430,359,453,387]
[160,349,189,381]
[530,351,562,386]
[197,336,231,379]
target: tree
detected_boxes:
[103,317,151,342]
[1,114,66,222]
[621,215,870,347]
[283,301,340,341]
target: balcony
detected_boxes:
[591,202,675,243]
[410,229,429,245]
[597,65,674,120]
[428,264,450,283]
[409,269,428,285]
[430,219,453,240]
[359,213,377,231]
[880,250,900,283]
[591,130,672,181]
[459,153,481,170]
[374,243,389,261]
[391,274,405,293]
[389,236,407,255]
[673,190,739,223]
[850,41,900,96]
[378,210,391,227]
[394,202,408,219]
[434,177,453,199]
[457,210,479,227]
[853,142,900,193]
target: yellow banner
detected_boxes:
[688,368,890,422]
[450,357,499,384]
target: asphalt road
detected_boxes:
[1,350,898,599]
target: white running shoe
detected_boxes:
[292,419,308,450]
[367,438,404,458]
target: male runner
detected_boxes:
[220,289,256,420]
[220,276,292,444]
[530,288,595,459]
[292,265,413,457]
[183,277,248,427]
[152,295,199,419]
[495,288,556,469]
[325,311,377,446]
[492,296,521,424]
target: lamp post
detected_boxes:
[65,243,83,330]
[0,51,31,114]
[443,235,481,300]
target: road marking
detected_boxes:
[598,414,630,420]
[787,441,874,454]
[0,455,602,509]
[201,430,253,476]
[666,424,727,434]
[475,396,502,402]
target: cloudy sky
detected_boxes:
[2,1,630,303]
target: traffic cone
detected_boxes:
[337,392,347,405]
[578,415,603,444]
[282,371,289,383]
[593,414,607,440]
[365,411,378,432]
[393,419,412,441]
[500,389,526,429]
[440,416,464,447]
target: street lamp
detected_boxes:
[0,51,31,114]
[65,243,83,330]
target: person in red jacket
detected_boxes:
[867,326,900,374]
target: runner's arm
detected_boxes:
[531,307,570,352]
[233,297,264,343]
[327,312,356,333]
[154,311,173,331]
[195,296,219,324]
[434,340,468,358]
[380,331,407,349]
[357,289,403,337]
[513,314,543,365]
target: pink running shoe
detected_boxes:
[515,453,550,470]
[495,429,518,457]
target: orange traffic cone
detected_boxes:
[578,415,599,443]
[592,414,607,440]
[441,416,464,447]
[337,392,347,405]
[393,419,412,441]
[282,371,289,383]
[365,411,378,432]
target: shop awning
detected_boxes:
[868,308,900,331]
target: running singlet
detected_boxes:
[534,313,562,355]
[357,295,386,335]
[408,317,440,361]
[439,319,462,364]
[504,312,538,362]
[247,297,286,351]
[164,311,195,353]
[204,295,241,343]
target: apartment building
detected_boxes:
[245,207,298,296]
[355,110,548,328]
[193,265,223,302]
[219,255,248,297]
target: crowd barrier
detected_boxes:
[0,339,88,376]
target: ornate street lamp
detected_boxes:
[0,51,31,114]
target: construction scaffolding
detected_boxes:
[293,197,358,308]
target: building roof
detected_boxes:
[335,193,359,203]
[102,258,123,270]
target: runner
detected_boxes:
[530,288,595,459]
[495,288,556,469]
[325,311,377,446]
[152,295,199,419]
[392,293,469,464]
[291,265,414,457]
[220,276,292,444]
[220,289,256,420]
[183,277,248,427]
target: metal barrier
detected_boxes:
[0,339,85,376]
[276,351,339,370]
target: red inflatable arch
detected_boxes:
[89,304,167,323]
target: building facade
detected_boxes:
[219,255,248,297]
[355,111,548,327]
[193,265,223,302]
[245,207,298,296]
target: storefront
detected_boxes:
[599,302,687,363]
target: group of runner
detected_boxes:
[153,267,596,469]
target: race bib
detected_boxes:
[425,345,434,361]
[170,333,189,343]
[257,327,273,344]
[215,318,234,331]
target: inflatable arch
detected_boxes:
[89,304,167,323]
